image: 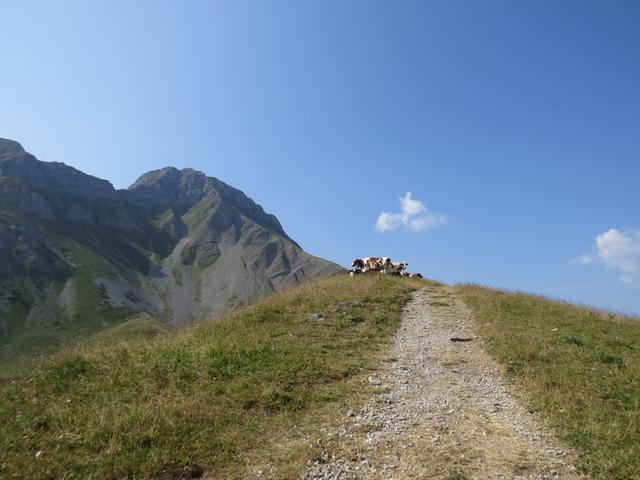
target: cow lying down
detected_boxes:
[404,272,423,278]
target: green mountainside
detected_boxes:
[0,138,341,361]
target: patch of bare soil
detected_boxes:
[302,286,587,480]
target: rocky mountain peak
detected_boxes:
[126,166,292,243]
[0,138,116,200]
[129,166,207,190]
[126,166,216,214]
[0,138,26,161]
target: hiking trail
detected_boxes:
[303,285,587,480]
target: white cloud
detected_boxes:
[595,229,640,273]
[375,192,447,233]
[376,212,403,233]
[573,228,640,287]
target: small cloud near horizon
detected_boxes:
[572,228,640,288]
[376,192,447,233]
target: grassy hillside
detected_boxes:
[0,203,144,365]
[457,285,640,480]
[0,275,424,479]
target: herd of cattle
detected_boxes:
[349,257,423,278]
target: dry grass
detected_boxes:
[457,284,640,480]
[0,274,425,479]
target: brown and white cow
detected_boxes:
[352,257,391,272]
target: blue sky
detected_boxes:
[1,1,639,313]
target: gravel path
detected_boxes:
[303,285,587,480]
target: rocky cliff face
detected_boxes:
[0,138,341,356]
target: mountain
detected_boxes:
[0,138,341,357]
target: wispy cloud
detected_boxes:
[375,192,447,233]
[572,228,640,287]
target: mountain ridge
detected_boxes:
[0,137,341,358]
